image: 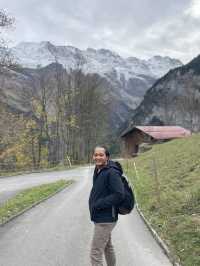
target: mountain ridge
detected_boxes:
[127,54,200,132]
[0,41,184,131]
[11,41,183,79]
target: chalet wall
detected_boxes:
[121,130,144,157]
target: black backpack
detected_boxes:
[118,174,135,215]
[114,161,135,215]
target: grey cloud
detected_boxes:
[130,12,200,62]
[0,0,197,63]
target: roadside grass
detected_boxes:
[0,179,74,225]
[123,134,200,266]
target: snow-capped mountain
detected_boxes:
[11,41,182,80]
[5,41,183,130]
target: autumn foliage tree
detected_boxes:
[0,10,110,171]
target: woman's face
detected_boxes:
[93,147,108,168]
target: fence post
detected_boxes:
[66,155,72,168]
[152,157,161,207]
[133,160,139,180]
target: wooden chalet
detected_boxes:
[121,126,191,157]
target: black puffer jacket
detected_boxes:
[89,160,125,223]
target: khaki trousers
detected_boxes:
[90,222,117,266]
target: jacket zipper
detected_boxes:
[112,206,115,219]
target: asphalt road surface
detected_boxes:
[0,167,89,204]
[0,166,172,266]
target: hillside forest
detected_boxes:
[0,11,114,172]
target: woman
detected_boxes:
[89,146,125,266]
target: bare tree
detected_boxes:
[0,10,15,67]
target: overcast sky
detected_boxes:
[1,0,200,63]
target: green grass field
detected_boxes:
[124,134,200,266]
[0,179,73,225]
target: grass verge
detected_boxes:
[123,134,200,266]
[0,179,73,225]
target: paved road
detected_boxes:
[0,166,172,266]
[0,167,89,204]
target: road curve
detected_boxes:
[0,166,172,266]
[0,166,90,204]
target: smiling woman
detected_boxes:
[92,146,110,169]
[89,146,125,266]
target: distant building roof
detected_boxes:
[121,126,191,140]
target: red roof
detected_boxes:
[122,126,191,139]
